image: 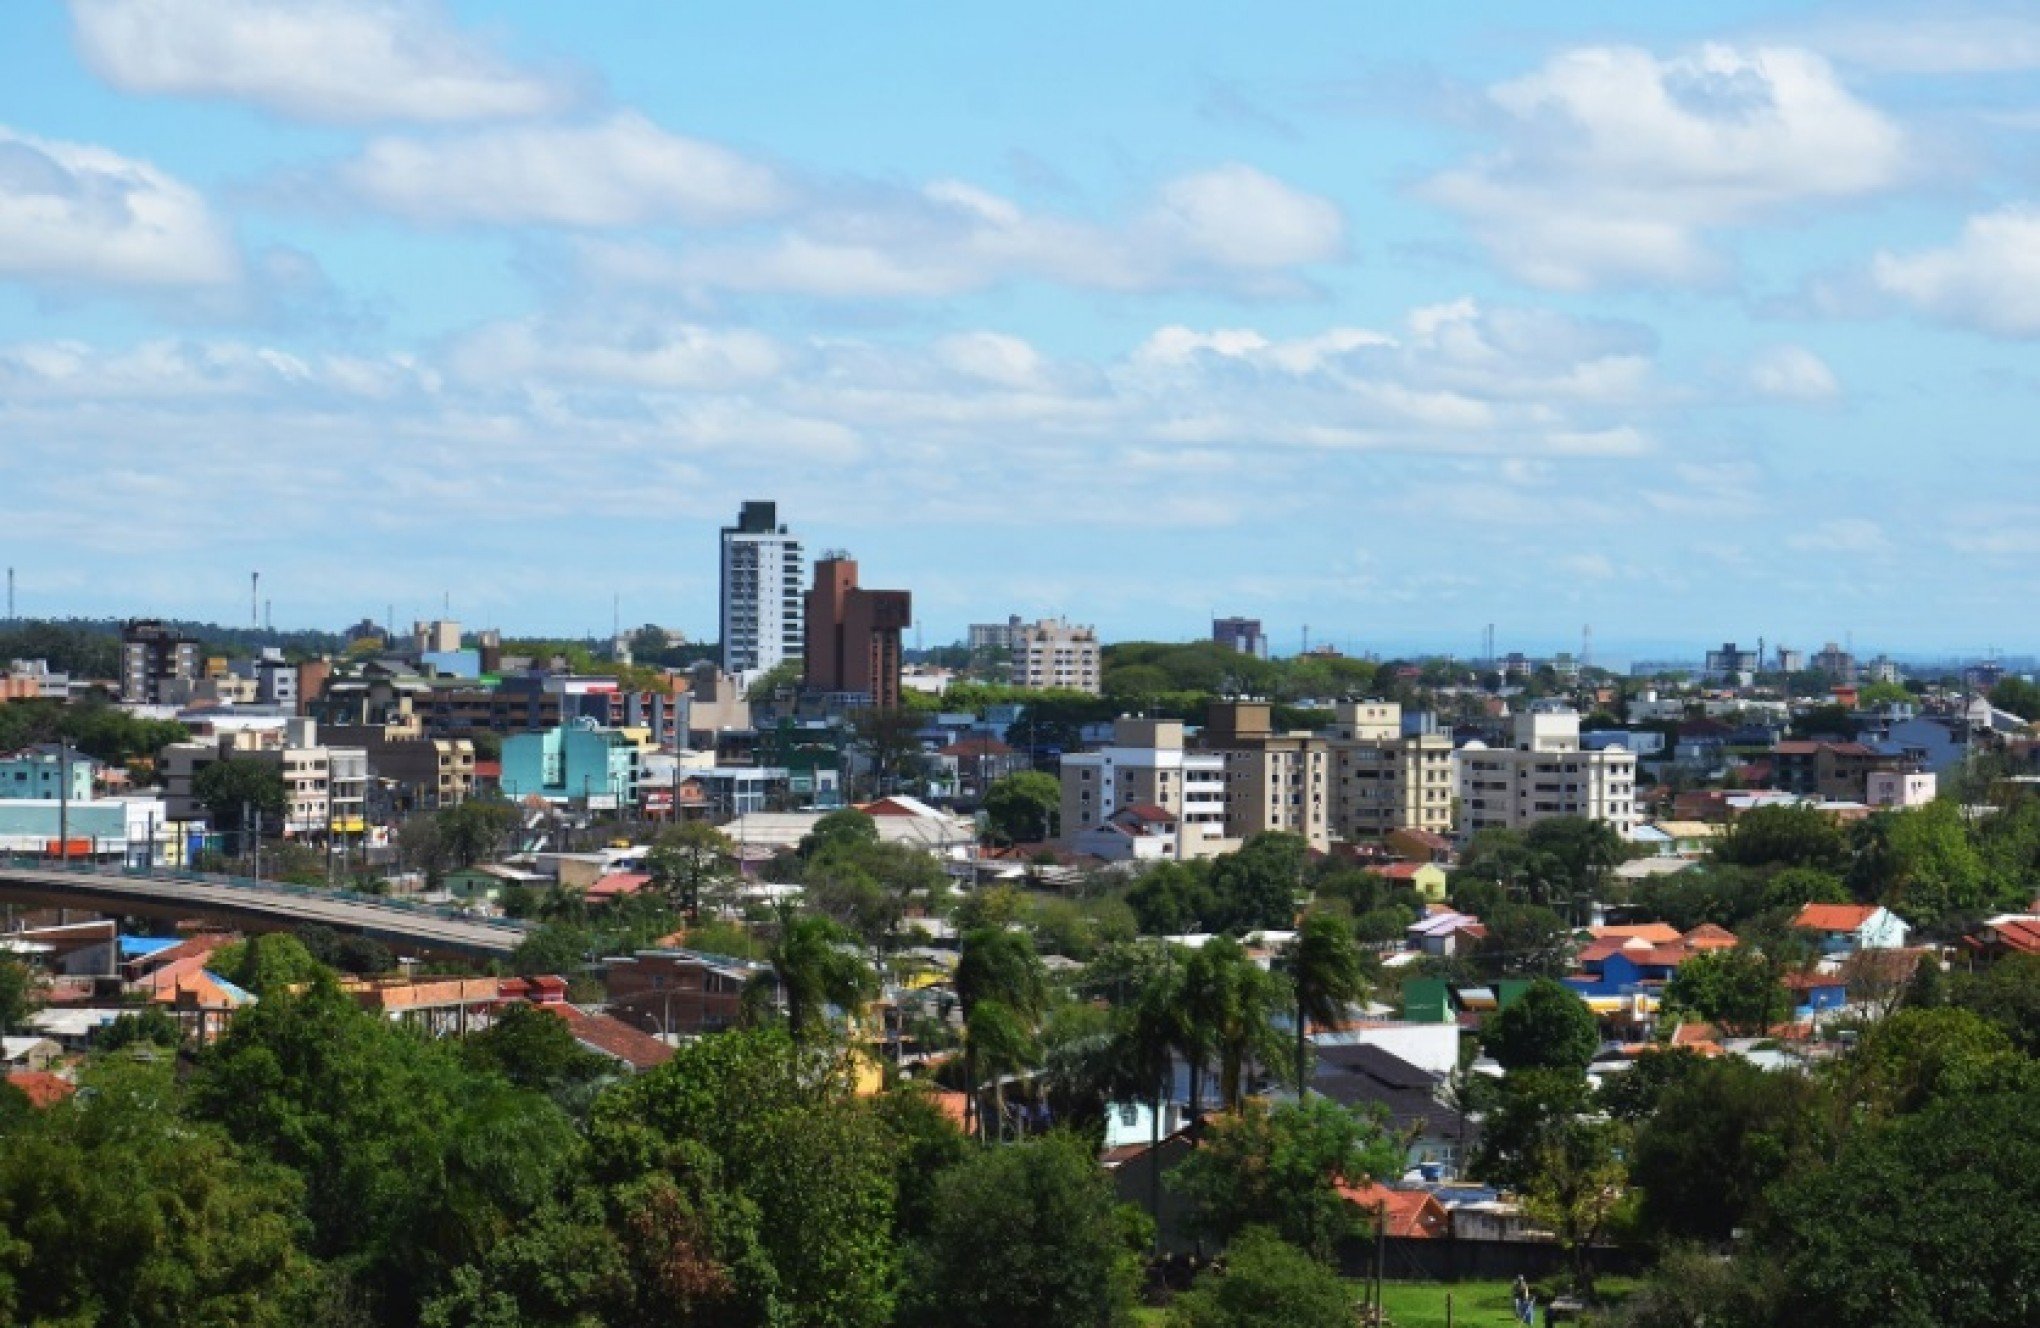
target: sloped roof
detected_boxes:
[1591,923,1682,945]
[1683,923,1740,950]
[1337,1182,1451,1239]
[550,1005,673,1072]
[1312,1044,1465,1145]
[1791,903,1882,932]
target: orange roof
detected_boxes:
[587,872,653,901]
[1337,1183,1451,1239]
[1682,924,1739,950]
[1792,903,1880,932]
[1591,923,1682,944]
[549,1005,673,1072]
[6,1070,75,1108]
[1374,862,1440,880]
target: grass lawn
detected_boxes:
[1138,1278,1638,1327]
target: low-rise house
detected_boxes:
[1070,802,1184,863]
[1407,908,1486,958]
[1790,903,1911,954]
[0,1036,61,1072]
[603,947,771,1038]
[1373,861,1449,904]
[5,1070,75,1108]
[1312,1042,1475,1178]
[1338,1182,1452,1238]
[1966,914,2040,962]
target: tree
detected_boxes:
[1949,951,2040,1054]
[192,756,286,837]
[799,808,881,858]
[0,1060,323,1327]
[1629,1056,1828,1245]
[956,926,1049,1136]
[759,909,875,1042]
[1167,1227,1355,1328]
[1713,803,1849,873]
[902,1133,1145,1328]
[1849,801,1996,931]
[464,1002,610,1095]
[1990,676,2040,721]
[983,769,1062,844]
[1764,1086,2040,1328]
[1282,914,1367,1091]
[1206,833,1307,934]
[645,820,733,920]
[1838,1006,2020,1117]
[95,1005,182,1051]
[1663,949,1791,1037]
[1474,1068,1592,1193]
[512,922,592,979]
[1126,860,1216,935]
[1183,934,1286,1111]
[232,932,325,995]
[439,799,519,868]
[1171,1097,1400,1261]
[849,706,927,798]
[1481,979,1598,1075]
[1520,1115,1631,1295]
[0,957,40,1035]
[746,658,803,701]
[1475,903,1576,979]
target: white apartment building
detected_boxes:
[720,500,805,678]
[1059,718,1232,859]
[162,719,367,839]
[1324,701,1455,840]
[1012,618,1102,695]
[1456,708,1638,840]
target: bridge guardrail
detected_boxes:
[0,855,530,934]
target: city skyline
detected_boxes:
[6,3,2040,645]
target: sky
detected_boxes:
[4,1,2040,661]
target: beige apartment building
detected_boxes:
[1456,708,1638,840]
[1324,701,1456,840]
[1200,701,1331,851]
[1011,618,1102,695]
[161,719,369,838]
[1059,718,1232,858]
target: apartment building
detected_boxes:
[804,555,911,709]
[1212,616,1268,659]
[1011,618,1102,695]
[720,500,805,677]
[161,720,370,838]
[1456,708,1638,840]
[119,620,200,703]
[1323,701,1455,841]
[0,745,97,803]
[1200,701,1331,851]
[1770,741,1903,802]
[501,720,644,810]
[1058,718,1230,858]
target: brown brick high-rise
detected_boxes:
[803,556,911,709]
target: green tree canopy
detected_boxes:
[1480,979,1598,1075]
[1167,1227,1355,1328]
[192,756,286,831]
[902,1133,1145,1328]
[983,769,1063,844]
[1663,949,1792,1037]
[1171,1097,1399,1261]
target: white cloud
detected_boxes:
[1788,517,1890,554]
[0,126,238,290]
[341,112,790,227]
[443,317,783,390]
[68,0,574,124]
[1804,14,2040,74]
[1873,206,2040,337]
[1423,44,1907,288]
[1748,345,1841,401]
[579,164,1345,298]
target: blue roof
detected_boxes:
[200,972,258,1005]
[119,937,181,958]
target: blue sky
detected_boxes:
[4,1,2040,661]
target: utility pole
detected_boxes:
[251,571,260,629]
[57,740,69,866]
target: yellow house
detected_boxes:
[1374,861,1449,903]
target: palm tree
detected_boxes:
[1110,952,1187,1244]
[1283,914,1369,1094]
[1184,935,1283,1112]
[955,926,1048,1139]
[757,906,875,1042]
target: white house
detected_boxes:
[1790,903,1911,954]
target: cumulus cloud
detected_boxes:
[443,317,784,390]
[1872,206,2040,337]
[0,125,239,291]
[1748,345,1841,401]
[577,164,1345,298]
[1423,44,1907,288]
[68,0,575,124]
[339,112,790,227]
[1802,13,2040,74]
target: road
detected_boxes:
[0,860,530,960]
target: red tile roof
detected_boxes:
[1338,1183,1451,1239]
[1975,919,2040,955]
[550,1005,673,1072]
[587,872,653,901]
[1591,923,1683,945]
[1683,923,1740,949]
[6,1070,75,1108]
[1791,903,1881,933]
[1118,802,1176,824]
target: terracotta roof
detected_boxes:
[586,871,653,901]
[1782,970,1847,991]
[1791,903,1881,932]
[1118,802,1176,824]
[1338,1183,1451,1239]
[1591,923,1682,945]
[6,1070,75,1107]
[1975,919,2040,955]
[1374,862,1439,881]
[1682,924,1740,950]
[939,737,1015,758]
[550,1005,673,1072]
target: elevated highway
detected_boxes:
[0,859,530,960]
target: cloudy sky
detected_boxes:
[4,1,2039,659]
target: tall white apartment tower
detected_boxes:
[720,501,806,678]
